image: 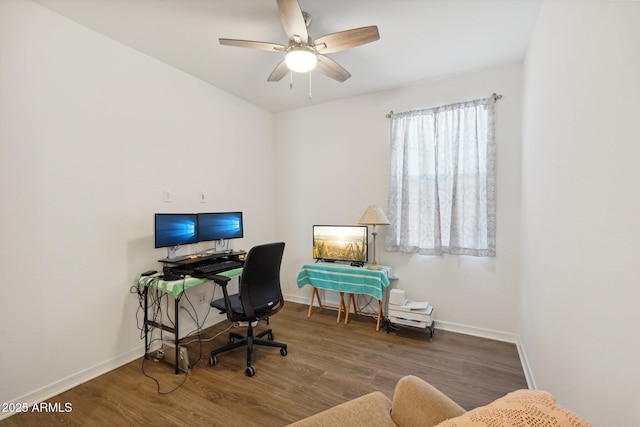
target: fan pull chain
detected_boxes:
[286,71,313,98]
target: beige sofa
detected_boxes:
[289,375,591,427]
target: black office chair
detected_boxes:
[208,242,287,377]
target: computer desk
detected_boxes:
[296,263,394,331]
[137,258,243,374]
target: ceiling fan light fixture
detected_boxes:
[285,46,317,73]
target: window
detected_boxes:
[386,96,496,256]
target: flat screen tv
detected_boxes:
[154,213,198,253]
[198,211,244,242]
[312,225,368,265]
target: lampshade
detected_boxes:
[285,46,317,73]
[358,205,390,226]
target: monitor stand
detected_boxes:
[167,246,179,260]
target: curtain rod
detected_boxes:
[385,93,503,118]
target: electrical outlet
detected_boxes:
[196,292,207,305]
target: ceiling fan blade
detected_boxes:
[267,60,290,82]
[315,55,351,82]
[277,0,308,43]
[313,26,380,54]
[219,39,285,52]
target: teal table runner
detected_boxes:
[297,263,390,300]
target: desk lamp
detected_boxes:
[358,205,390,270]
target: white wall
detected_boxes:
[275,63,523,340]
[521,1,640,425]
[0,0,275,407]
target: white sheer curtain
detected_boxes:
[386,96,496,256]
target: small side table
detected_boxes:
[297,263,391,331]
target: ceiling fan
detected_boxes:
[219,0,380,83]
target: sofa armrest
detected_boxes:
[433,389,592,426]
[288,391,396,427]
[391,376,466,427]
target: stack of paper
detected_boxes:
[392,299,429,311]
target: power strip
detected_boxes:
[155,341,190,372]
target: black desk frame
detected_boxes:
[142,251,245,373]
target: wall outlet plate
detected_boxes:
[196,291,207,305]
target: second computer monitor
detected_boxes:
[198,212,243,242]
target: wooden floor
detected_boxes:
[1,302,527,427]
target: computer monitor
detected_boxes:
[312,225,368,265]
[198,212,244,242]
[154,213,198,258]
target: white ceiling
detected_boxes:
[32,0,542,112]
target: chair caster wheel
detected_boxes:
[280,347,288,356]
[209,356,218,366]
[245,366,256,377]
[227,336,234,344]
[267,332,274,341]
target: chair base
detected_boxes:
[209,323,287,376]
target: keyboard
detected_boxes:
[192,260,243,276]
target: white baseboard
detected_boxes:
[434,319,518,343]
[434,321,535,390]
[2,306,228,421]
[0,346,143,421]
[284,292,361,310]
[516,336,536,390]
[285,293,312,306]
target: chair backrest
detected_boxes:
[239,242,285,320]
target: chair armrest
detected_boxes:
[207,274,231,287]
[288,391,395,427]
[207,274,234,315]
[390,376,465,427]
